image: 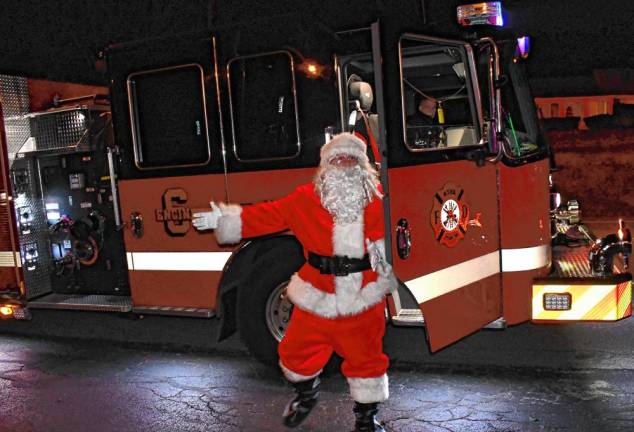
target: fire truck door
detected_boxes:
[371,26,502,352]
[0,102,24,297]
[109,38,229,312]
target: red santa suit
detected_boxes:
[214,136,396,404]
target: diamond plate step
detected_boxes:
[28,294,132,312]
[391,308,424,327]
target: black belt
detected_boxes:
[308,252,371,276]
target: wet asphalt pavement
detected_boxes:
[2,220,634,432]
[2,317,634,432]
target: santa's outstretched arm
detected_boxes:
[192,191,297,245]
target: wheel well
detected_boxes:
[215,235,304,341]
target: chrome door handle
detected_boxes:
[396,218,411,259]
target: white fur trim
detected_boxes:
[320,133,367,163]
[335,273,364,315]
[287,274,338,318]
[348,374,389,403]
[215,204,242,245]
[287,273,395,318]
[332,220,365,258]
[279,361,321,383]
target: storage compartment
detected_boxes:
[10,103,130,299]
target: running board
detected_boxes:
[28,293,132,312]
[132,306,214,318]
[26,294,215,318]
[391,308,506,329]
[391,308,424,327]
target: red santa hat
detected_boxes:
[319,133,368,166]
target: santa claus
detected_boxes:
[193,133,397,432]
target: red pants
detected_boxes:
[278,302,389,402]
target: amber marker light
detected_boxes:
[297,60,326,79]
[0,306,14,317]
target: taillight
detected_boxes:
[0,305,14,317]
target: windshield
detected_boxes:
[498,41,543,159]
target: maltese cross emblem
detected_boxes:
[430,183,481,248]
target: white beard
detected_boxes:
[315,165,375,224]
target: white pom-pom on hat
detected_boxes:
[320,133,367,165]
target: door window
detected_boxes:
[127,64,211,170]
[399,37,482,152]
[227,51,301,162]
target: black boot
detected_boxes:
[282,377,320,428]
[353,402,386,432]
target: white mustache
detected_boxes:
[315,165,377,224]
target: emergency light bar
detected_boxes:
[457,2,504,27]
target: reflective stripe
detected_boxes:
[0,251,21,267]
[501,244,550,272]
[405,245,551,304]
[126,252,232,271]
[406,251,500,304]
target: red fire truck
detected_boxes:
[0,2,631,365]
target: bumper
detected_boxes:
[532,244,632,322]
[532,273,632,322]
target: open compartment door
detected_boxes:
[0,101,24,303]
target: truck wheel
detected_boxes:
[237,249,303,367]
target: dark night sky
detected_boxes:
[0,0,632,95]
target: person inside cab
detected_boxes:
[406,93,443,149]
[407,94,437,126]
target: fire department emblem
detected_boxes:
[430,183,481,248]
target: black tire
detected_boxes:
[237,240,304,366]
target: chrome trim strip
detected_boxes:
[106,147,122,228]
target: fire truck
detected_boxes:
[0,2,631,365]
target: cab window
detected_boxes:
[227,51,301,162]
[127,63,211,170]
[399,37,481,152]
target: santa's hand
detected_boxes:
[192,202,222,231]
[366,239,391,278]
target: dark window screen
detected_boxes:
[128,64,211,169]
[228,52,300,162]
